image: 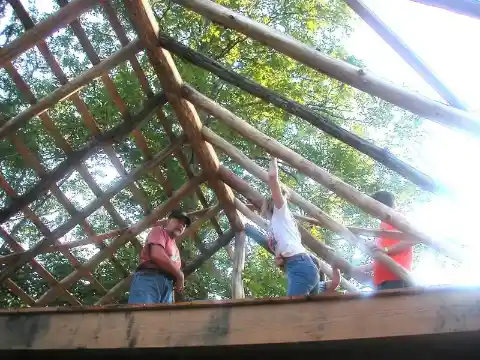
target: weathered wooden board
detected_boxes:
[1,287,480,350]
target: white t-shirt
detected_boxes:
[267,201,306,258]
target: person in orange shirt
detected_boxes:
[353,191,414,291]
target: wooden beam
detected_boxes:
[94,229,234,305]
[0,0,99,66]
[232,231,246,299]
[345,0,467,110]
[237,201,359,292]
[0,92,166,224]
[155,32,439,193]
[408,0,480,19]
[172,0,480,138]
[34,174,206,306]
[1,287,480,350]
[217,165,371,285]
[123,0,244,233]
[0,39,143,139]
[182,229,235,275]
[0,137,185,286]
[185,85,458,262]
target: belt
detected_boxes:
[284,253,309,263]
[135,267,174,281]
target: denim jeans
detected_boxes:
[285,254,321,296]
[128,271,174,304]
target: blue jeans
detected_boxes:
[285,254,321,296]
[128,271,174,304]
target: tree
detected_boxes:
[0,0,427,307]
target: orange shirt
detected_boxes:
[373,222,413,285]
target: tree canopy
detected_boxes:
[0,0,429,308]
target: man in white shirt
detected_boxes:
[261,157,323,296]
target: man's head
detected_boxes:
[165,210,191,237]
[371,190,395,209]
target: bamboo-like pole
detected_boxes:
[0,137,185,285]
[0,0,99,66]
[345,0,467,110]
[205,129,413,285]
[153,33,439,193]
[0,206,221,266]
[0,39,143,139]
[182,230,235,275]
[0,92,167,224]
[232,231,246,299]
[185,85,457,261]
[172,0,480,137]
[236,200,358,292]
[218,165,371,285]
[124,0,244,233]
[35,174,206,306]
[407,0,480,19]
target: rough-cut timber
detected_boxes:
[0,0,99,66]
[124,0,244,232]
[0,39,143,139]
[217,166,371,285]
[173,0,480,137]
[186,85,457,261]
[0,92,166,224]
[345,0,467,110]
[156,32,439,193]
[1,287,479,351]
[0,136,184,286]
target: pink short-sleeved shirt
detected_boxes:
[138,227,181,270]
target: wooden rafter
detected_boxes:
[154,32,440,193]
[123,0,244,234]
[184,85,458,262]
[172,0,480,137]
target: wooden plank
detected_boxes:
[172,0,480,138]
[0,39,143,140]
[1,287,480,350]
[0,0,99,66]
[345,0,467,110]
[154,32,439,193]
[124,0,244,232]
[408,0,480,19]
[184,85,458,262]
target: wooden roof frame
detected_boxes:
[0,0,478,308]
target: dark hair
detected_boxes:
[371,190,395,208]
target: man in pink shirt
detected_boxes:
[128,210,191,304]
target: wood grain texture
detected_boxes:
[186,86,457,262]
[0,0,99,66]
[1,287,479,350]
[124,0,243,232]
[172,0,480,138]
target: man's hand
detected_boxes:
[268,157,278,179]
[174,270,185,292]
[275,256,285,267]
[330,266,341,291]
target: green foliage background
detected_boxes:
[0,0,429,308]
